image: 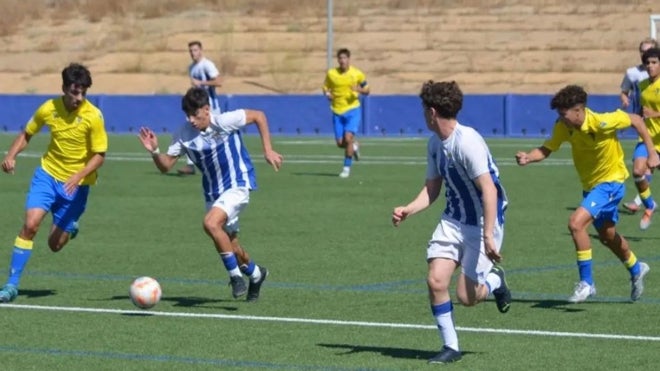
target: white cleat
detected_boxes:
[339,169,350,178]
[568,281,596,303]
[631,262,650,302]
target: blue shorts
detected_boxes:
[581,182,624,229]
[632,141,660,161]
[26,166,90,233]
[333,107,361,140]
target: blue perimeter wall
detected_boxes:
[0,94,638,138]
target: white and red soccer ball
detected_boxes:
[129,276,162,309]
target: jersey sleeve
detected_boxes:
[24,102,48,135]
[89,109,108,153]
[425,137,441,180]
[356,69,368,88]
[591,109,631,134]
[166,129,184,157]
[204,60,220,79]
[211,109,247,133]
[322,70,332,92]
[461,133,491,179]
[620,71,633,92]
[541,121,567,152]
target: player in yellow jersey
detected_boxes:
[0,63,108,303]
[516,85,658,303]
[323,48,370,178]
[624,48,660,229]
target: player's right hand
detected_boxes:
[1,158,15,174]
[392,207,408,227]
[138,127,159,152]
[515,151,529,166]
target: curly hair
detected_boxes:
[642,47,660,65]
[550,85,587,111]
[61,63,92,89]
[419,80,463,119]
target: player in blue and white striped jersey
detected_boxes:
[138,87,283,302]
[392,80,510,365]
[178,40,224,175]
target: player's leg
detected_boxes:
[624,142,649,214]
[205,187,252,298]
[1,167,54,303]
[455,222,510,312]
[227,233,267,302]
[567,191,600,303]
[426,219,462,364]
[47,185,90,252]
[629,143,655,228]
[333,113,351,178]
[594,183,649,301]
[348,107,361,161]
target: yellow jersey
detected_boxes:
[25,97,108,185]
[640,77,660,151]
[542,108,630,191]
[323,66,368,115]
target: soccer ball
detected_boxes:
[129,276,162,309]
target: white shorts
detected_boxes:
[205,187,250,234]
[427,217,504,284]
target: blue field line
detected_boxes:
[0,345,396,371]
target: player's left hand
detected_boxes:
[63,175,82,196]
[484,236,502,263]
[264,150,283,171]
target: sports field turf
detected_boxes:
[0,134,658,370]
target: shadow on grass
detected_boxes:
[107,295,239,311]
[292,172,341,177]
[513,298,630,311]
[19,289,56,299]
[317,343,479,361]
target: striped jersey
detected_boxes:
[426,123,507,226]
[167,110,256,202]
[189,57,221,113]
[620,64,649,115]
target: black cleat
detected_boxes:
[491,265,511,313]
[228,276,247,298]
[246,266,268,302]
[428,346,462,364]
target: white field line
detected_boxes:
[2,303,659,342]
[10,151,574,166]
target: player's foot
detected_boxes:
[70,221,79,240]
[640,204,656,230]
[428,346,462,364]
[623,201,640,214]
[490,265,511,313]
[352,141,360,161]
[0,284,18,303]
[339,168,350,178]
[228,276,247,298]
[247,266,268,302]
[177,165,196,176]
[568,281,596,303]
[631,262,650,302]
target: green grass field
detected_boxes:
[0,134,659,370]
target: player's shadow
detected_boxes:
[107,295,239,311]
[292,171,343,177]
[317,343,479,361]
[515,297,630,311]
[559,232,658,243]
[18,289,56,299]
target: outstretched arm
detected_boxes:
[392,177,443,227]
[244,110,283,171]
[515,146,552,166]
[1,131,32,174]
[138,127,178,173]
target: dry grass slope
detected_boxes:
[0,0,658,95]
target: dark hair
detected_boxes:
[419,80,463,119]
[62,63,92,88]
[181,87,210,115]
[337,48,350,58]
[642,47,660,64]
[550,85,587,110]
[188,40,202,48]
